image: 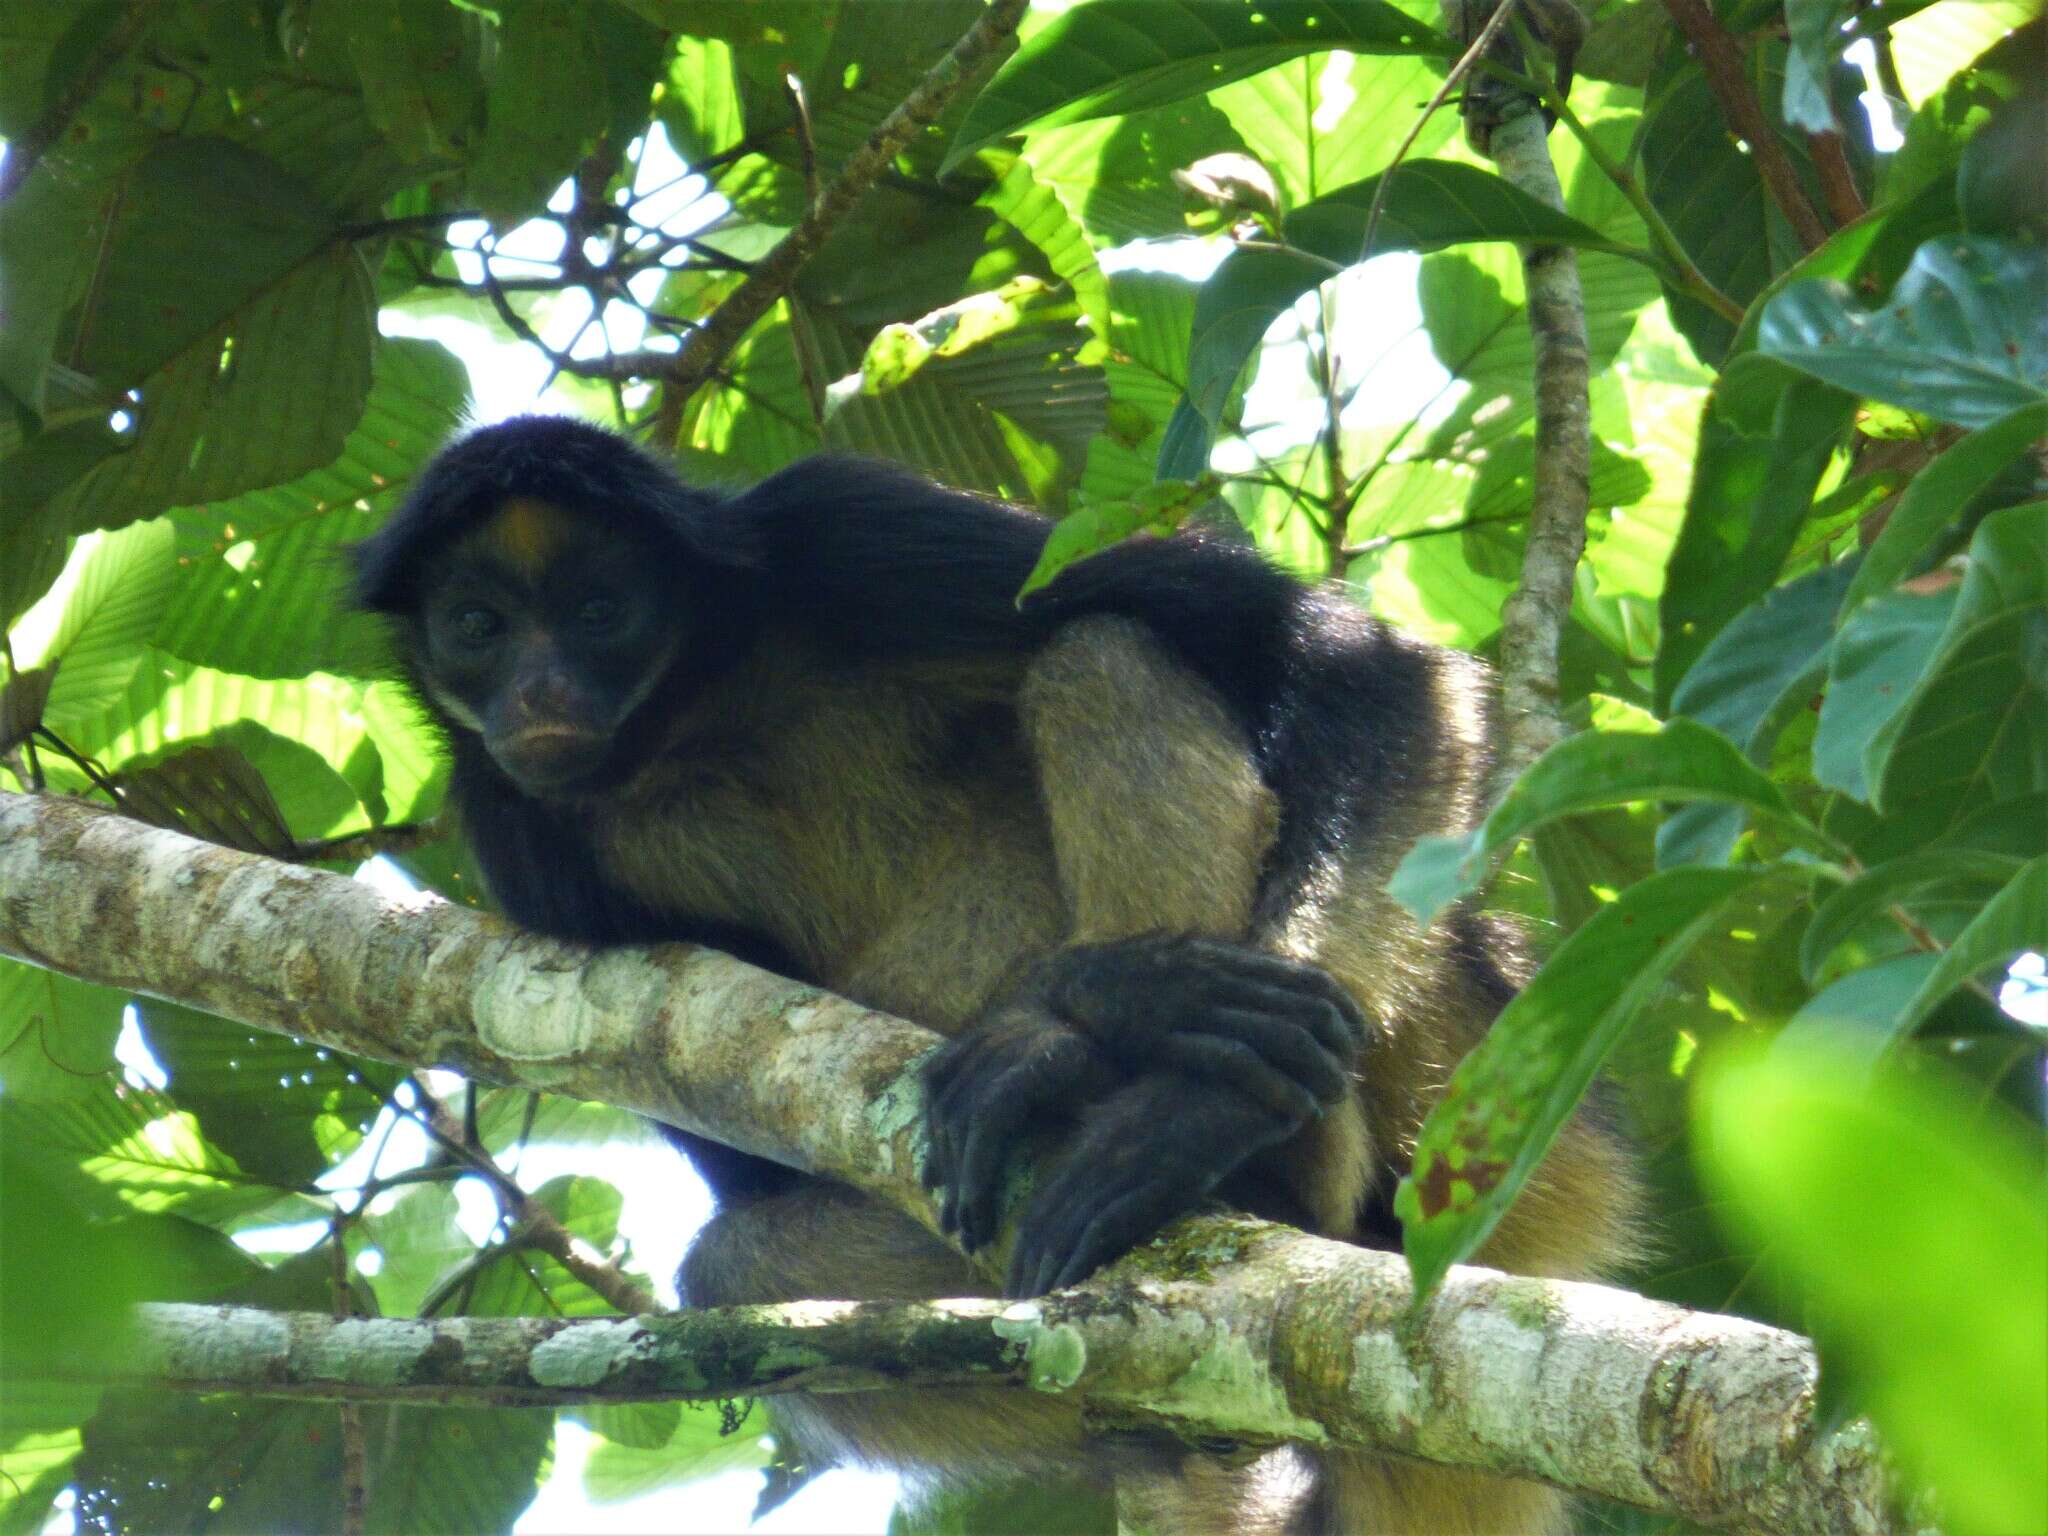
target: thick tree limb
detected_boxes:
[0,791,1903,1533]
[1483,106,1593,790]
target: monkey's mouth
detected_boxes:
[493,727,609,793]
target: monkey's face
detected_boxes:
[414,499,682,798]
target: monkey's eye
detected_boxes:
[450,605,503,644]
[577,595,621,631]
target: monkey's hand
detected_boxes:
[921,1008,1121,1254]
[1045,936,1364,1125]
[1006,1073,1299,1297]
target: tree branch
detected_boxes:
[0,791,1905,1532]
[1659,0,1832,251]
[1478,103,1593,790]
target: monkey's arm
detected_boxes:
[924,617,1364,1290]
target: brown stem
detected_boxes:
[653,0,1030,413]
[1805,131,1867,227]
[1659,0,1831,251]
[413,1092,660,1316]
[0,0,162,203]
[329,1224,369,1536]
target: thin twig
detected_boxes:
[329,1221,370,1536]
[1357,0,1520,266]
[0,0,162,203]
[652,0,1031,418]
[1660,0,1831,251]
[408,1089,660,1316]
[1805,131,1867,227]
[784,74,820,212]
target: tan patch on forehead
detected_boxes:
[483,497,571,574]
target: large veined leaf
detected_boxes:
[1389,719,1828,926]
[155,337,471,680]
[47,248,377,537]
[1812,586,1955,801]
[1659,560,1856,865]
[1652,359,1855,711]
[1870,503,2048,835]
[1841,402,2048,615]
[1398,865,1775,1300]
[1761,235,2048,426]
[1162,162,1621,476]
[945,0,1445,172]
[468,0,609,226]
[1799,849,2024,986]
[8,520,177,732]
[1210,52,1456,208]
[67,138,339,390]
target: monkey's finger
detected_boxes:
[1174,941,1366,1023]
[1174,1009,1350,1103]
[951,1073,1046,1252]
[1154,1031,1324,1122]
[1040,1181,1192,1295]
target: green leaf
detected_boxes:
[1211,52,1455,207]
[1653,360,1855,711]
[0,162,99,417]
[70,138,339,390]
[1697,1050,2047,1536]
[345,0,483,164]
[1017,95,1250,248]
[357,1183,474,1320]
[1842,404,2048,615]
[1871,504,2048,832]
[155,337,471,680]
[1670,560,1854,756]
[841,277,1054,399]
[469,0,608,226]
[1760,235,2048,426]
[1164,162,1620,476]
[9,519,176,732]
[1783,0,1856,133]
[582,1403,768,1502]
[1659,560,1856,866]
[945,0,1444,173]
[1774,951,1942,1066]
[1799,850,2023,985]
[1017,476,1219,600]
[1897,854,2048,1037]
[1812,587,1955,800]
[363,1407,553,1536]
[135,1000,383,1188]
[1642,42,1872,364]
[1389,720,1825,927]
[49,247,378,537]
[978,157,1110,333]
[1398,865,1772,1300]
[0,960,127,1101]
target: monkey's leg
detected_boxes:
[927,615,1378,1273]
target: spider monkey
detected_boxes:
[354,416,1641,1534]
